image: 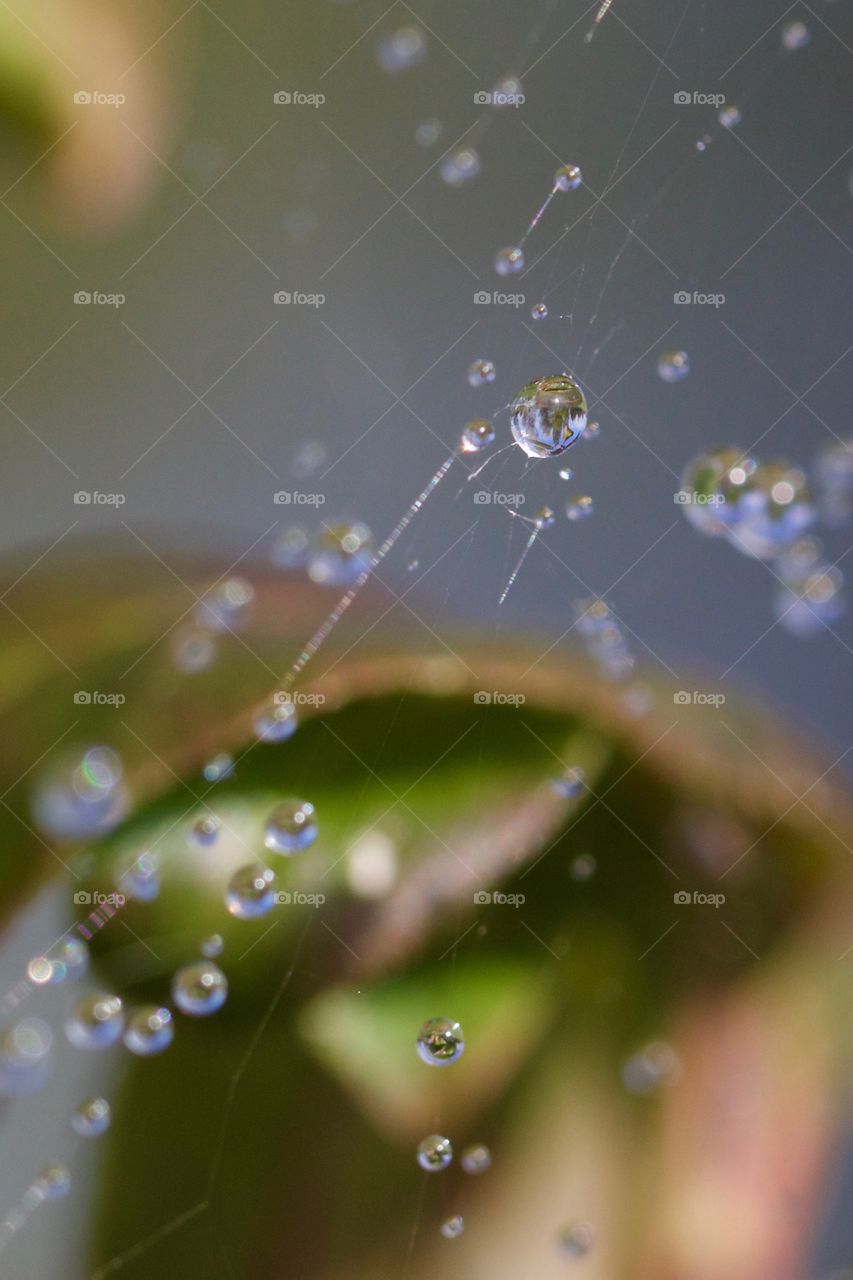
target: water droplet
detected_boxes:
[172,962,228,1017]
[407,559,419,572]
[33,1164,71,1201]
[467,358,496,388]
[534,506,556,529]
[782,19,810,50]
[554,163,582,191]
[657,350,690,383]
[460,419,495,454]
[269,526,310,570]
[32,745,128,842]
[531,302,548,321]
[416,118,442,147]
[441,1215,465,1239]
[441,146,480,187]
[308,521,375,586]
[225,864,277,919]
[718,104,742,128]
[416,1016,464,1066]
[491,74,523,105]
[510,374,587,457]
[41,937,89,986]
[200,933,224,959]
[64,993,124,1051]
[170,626,217,674]
[116,852,160,903]
[570,853,597,881]
[264,799,318,854]
[195,577,254,633]
[558,466,574,481]
[582,420,601,442]
[556,1221,595,1257]
[376,24,427,72]
[71,1096,111,1138]
[0,1019,53,1097]
[124,1006,174,1056]
[254,696,298,743]
[775,565,846,636]
[622,1040,681,1094]
[190,814,221,847]
[461,1143,492,1174]
[726,460,814,558]
[494,245,525,276]
[417,1134,453,1171]
[566,495,594,521]
[203,752,234,784]
[26,956,54,986]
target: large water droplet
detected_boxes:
[172,962,228,1017]
[416,1016,464,1066]
[264,800,318,854]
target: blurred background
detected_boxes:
[0,0,852,1275]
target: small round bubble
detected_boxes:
[195,577,254,633]
[657,350,690,383]
[582,420,601,442]
[531,302,548,321]
[254,697,298,744]
[308,522,374,587]
[190,814,220,847]
[441,146,480,187]
[718,104,742,128]
[170,626,216,674]
[460,419,495,454]
[117,852,159,903]
[416,1016,464,1066]
[554,164,582,191]
[200,933,224,959]
[510,374,587,458]
[782,19,810,50]
[172,962,228,1017]
[264,799,318,854]
[71,1096,111,1138]
[441,1215,465,1239]
[461,1143,492,1174]
[269,526,309,570]
[494,245,524,276]
[557,1221,595,1258]
[566,495,594,521]
[225,864,277,919]
[416,118,442,147]
[376,24,427,73]
[203,752,234,784]
[467,358,496,388]
[33,1164,71,1202]
[0,1018,53,1097]
[417,1134,453,1171]
[65,993,124,1051]
[124,1006,174,1056]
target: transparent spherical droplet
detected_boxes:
[27,955,54,986]
[460,419,495,454]
[551,766,585,798]
[376,24,427,73]
[190,814,220,847]
[441,1215,465,1239]
[461,1143,492,1174]
[570,853,597,881]
[534,506,556,530]
[554,163,582,191]
[71,1096,111,1138]
[65,993,124,1051]
[416,1016,464,1066]
[695,134,712,153]
[622,1040,681,1094]
[718,104,742,128]
[725,460,814,558]
[417,1134,453,1171]
[557,1221,595,1258]
[467,358,496,388]
[32,745,128,842]
[407,559,419,572]
[558,466,574,481]
[33,1164,71,1202]
[416,118,442,147]
[777,535,823,582]
[678,447,759,536]
[254,696,298,743]
[582,420,600,442]
[225,863,277,919]
[264,799,318,854]
[510,374,587,458]
[566,495,594,521]
[0,1019,53,1097]
[42,937,89,986]
[195,577,254,633]
[441,146,480,187]
[116,851,160,903]
[531,302,548,321]
[203,752,234,784]
[124,1006,174,1056]
[775,565,846,637]
[494,245,524,276]
[782,19,810,50]
[657,350,690,383]
[200,933,224,959]
[269,526,310,570]
[491,74,523,105]
[172,962,228,1017]
[308,521,375,586]
[170,625,217,675]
